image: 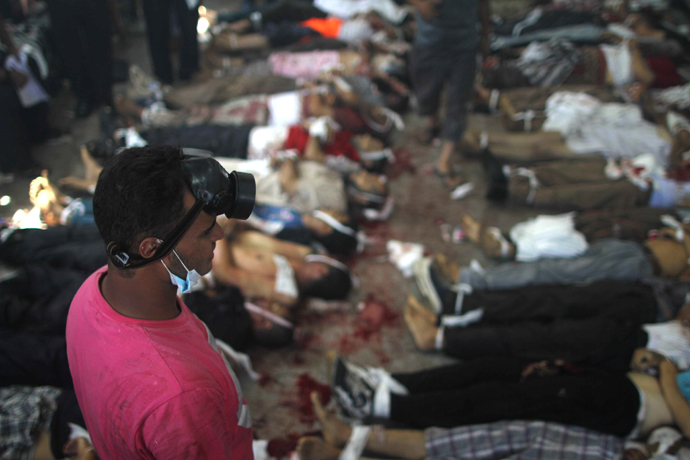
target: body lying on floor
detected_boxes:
[10,0,690,457]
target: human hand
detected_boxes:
[622,447,648,460]
[520,360,566,381]
[630,348,667,376]
[63,437,98,459]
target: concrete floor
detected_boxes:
[0,0,543,448]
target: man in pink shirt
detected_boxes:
[66,145,255,459]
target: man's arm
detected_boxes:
[659,359,690,437]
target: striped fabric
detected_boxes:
[0,386,62,460]
[514,39,583,87]
[425,420,624,460]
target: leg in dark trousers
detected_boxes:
[217,0,324,25]
[392,357,526,394]
[441,49,476,143]
[443,281,658,324]
[172,0,199,81]
[389,358,640,437]
[143,0,200,83]
[79,0,113,106]
[22,101,52,143]
[0,329,71,388]
[47,0,89,100]
[0,226,106,272]
[442,315,646,372]
[0,82,30,172]
[142,0,174,84]
[410,45,451,122]
[259,0,326,24]
[0,263,87,334]
[46,0,112,108]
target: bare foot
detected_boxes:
[433,166,465,189]
[29,171,64,226]
[433,253,460,284]
[203,48,244,70]
[227,19,251,33]
[57,176,93,192]
[404,297,438,351]
[459,215,512,259]
[325,350,337,388]
[406,294,437,324]
[474,83,491,103]
[57,148,100,192]
[297,437,342,460]
[80,145,103,182]
[460,130,482,156]
[113,94,144,120]
[461,214,482,244]
[480,227,511,259]
[213,31,239,52]
[311,391,352,448]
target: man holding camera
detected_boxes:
[66,145,255,459]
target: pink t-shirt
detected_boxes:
[66,266,253,459]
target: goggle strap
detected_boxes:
[108,199,205,269]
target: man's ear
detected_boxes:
[139,237,161,259]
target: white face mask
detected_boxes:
[160,248,202,294]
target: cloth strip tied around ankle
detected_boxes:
[338,425,371,460]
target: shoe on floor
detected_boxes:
[332,357,375,419]
[412,256,453,315]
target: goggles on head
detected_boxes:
[108,153,256,269]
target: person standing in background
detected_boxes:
[408,0,490,188]
[142,0,200,84]
[46,0,113,118]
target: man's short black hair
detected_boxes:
[93,145,188,254]
[300,264,352,300]
[313,229,358,257]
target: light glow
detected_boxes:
[197,17,210,35]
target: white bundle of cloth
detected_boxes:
[510,213,588,262]
[542,91,670,166]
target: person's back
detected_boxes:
[66,145,255,459]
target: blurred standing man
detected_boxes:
[408,0,490,187]
[46,0,113,117]
[142,0,200,84]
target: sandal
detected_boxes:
[416,125,440,145]
[433,165,464,188]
